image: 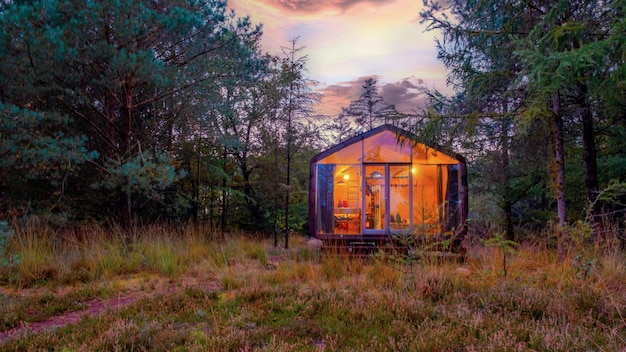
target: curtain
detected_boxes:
[445,164,460,232]
[317,164,336,233]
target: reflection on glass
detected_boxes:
[316,164,335,234]
[412,165,448,235]
[318,140,362,164]
[363,131,411,163]
[389,165,410,232]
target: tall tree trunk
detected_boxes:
[500,103,514,241]
[119,86,133,230]
[504,204,514,241]
[220,147,227,241]
[192,154,200,227]
[209,186,215,233]
[273,143,279,248]
[285,131,291,250]
[577,83,601,240]
[552,92,567,257]
[284,79,294,250]
[241,164,252,202]
[240,125,263,228]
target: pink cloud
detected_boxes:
[262,0,392,13]
[229,0,452,117]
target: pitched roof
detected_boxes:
[311,124,465,164]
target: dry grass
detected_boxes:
[0,222,625,351]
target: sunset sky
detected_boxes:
[227,0,452,117]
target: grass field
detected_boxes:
[0,222,625,351]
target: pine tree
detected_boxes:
[420,0,547,241]
[339,78,401,132]
[0,0,262,226]
[276,37,320,248]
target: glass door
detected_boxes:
[364,165,386,232]
[389,165,411,232]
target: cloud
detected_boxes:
[316,76,429,116]
[380,77,428,113]
[229,0,452,116]
[262,0,392,14]
[315,77,368,116]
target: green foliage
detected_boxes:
[274,202,308,234]
[572,254,596,280]
[0,103,98,214]
[0,0,320,232]
[0,0,272,227]
[483,233,519,276]
[419,0,558,242]
[0,221,19,268]
[95,151,185,202]
[594,180,626,209]
[420,0,626,242]
[0,104,98,174]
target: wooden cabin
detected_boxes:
[309,124,468,251]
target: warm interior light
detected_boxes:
[343,174,350,180]
[411,167,417,174]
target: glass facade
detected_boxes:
[311,127,466,240]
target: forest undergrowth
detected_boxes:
[0,221,625,351]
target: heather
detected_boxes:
[1,223,624,351]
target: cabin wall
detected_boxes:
[309,125,468,241]
[312,162,458,237]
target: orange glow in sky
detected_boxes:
[228,0,451,116]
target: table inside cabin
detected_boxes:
[334,208,361,233]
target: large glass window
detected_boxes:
[333,165,361,235]
[316,164,335,234]
[363,131,411,163]
[317,140,362,164]
[365,165,386,231]
[312,126,465,238]
[412,165,448,235]
[389,165,410,232]
[412,144,459,164]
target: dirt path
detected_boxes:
[0,245,297,344]
[0,291,149,342]
[0,276,192,344]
